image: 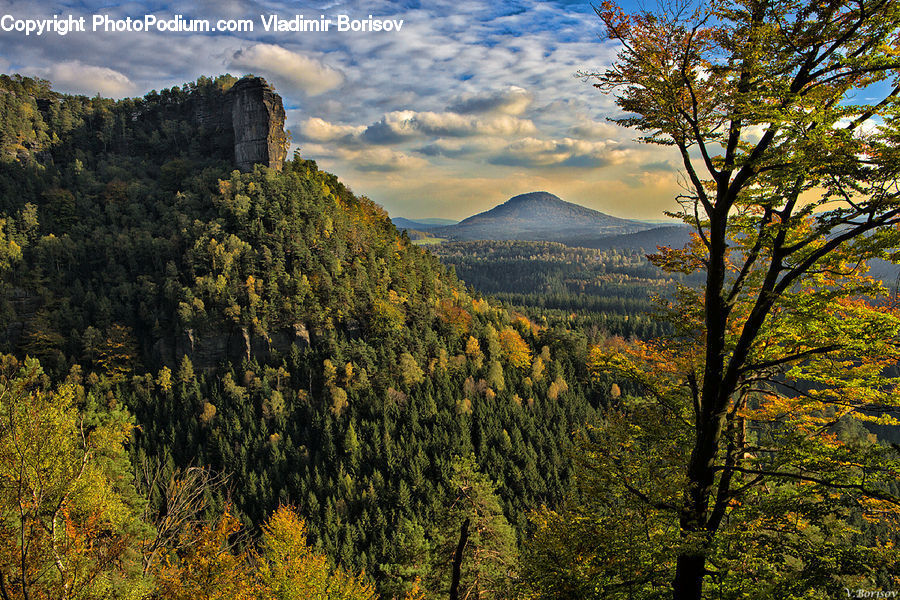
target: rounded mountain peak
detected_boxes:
[505,191,564,205]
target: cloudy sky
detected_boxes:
[0,0,684,220]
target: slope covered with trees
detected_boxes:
[0,73,610,598]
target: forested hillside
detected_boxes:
[0,73,610,598]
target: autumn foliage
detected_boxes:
[0,357,381,600]
[525,0,900,597]
[498,328,531,369]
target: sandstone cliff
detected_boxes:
[187,75,288,171]
[230,77,288,171]
[0,74,292,366]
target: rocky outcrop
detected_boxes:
[2,288,42,350]
[152,323,312,370]
[29,75,288,171]
[186,75,288,172]
[230,77,288,172]
[4,75,293,365]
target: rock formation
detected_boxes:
[1,74,292,361]
[187,75,288,171]
[229,77,288,171]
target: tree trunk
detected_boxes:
[673,553,706,600]
[673,481,712,600]
[670,207,729,600]
[673,384,723,600]
[449,517,470,600]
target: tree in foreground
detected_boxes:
[0,357,149,600]
[0,356,386,600]
[255,506,377,600]
[526,0,900,598]
[428,455,517,600]
[153,505,379,600]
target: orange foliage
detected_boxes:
[499,327,532,369]
[153,510,258,600]
[436,298,473,337]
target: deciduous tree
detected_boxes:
[552,0,900,597]
[0,357,149,600]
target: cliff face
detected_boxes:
[229,77,288,171]
[15,74,288,172]
[188,75,288,171]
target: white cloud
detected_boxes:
[570,118,621,140]
[416,137,508,158]
[418,111,537,136]
[449,85,533,115]
[307,142,428,172]
[490,136,629,168]
[362,110,537,143]
[229,44,344,96]
[835,115,884,137]
[341,147,429,172]
[299,117,366,142]
[25,61,136,97]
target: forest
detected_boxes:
[430,240,690,340]
[0,72,611,599]
[2,0,900,596]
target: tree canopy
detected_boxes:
[526,0,900,597]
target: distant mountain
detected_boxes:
[392,217,458,231]
[868,258,900,286]
[584,225,693,251]
[434,191,653,243]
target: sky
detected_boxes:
[0,0,685,220]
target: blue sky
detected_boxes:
[0,0,683,219]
